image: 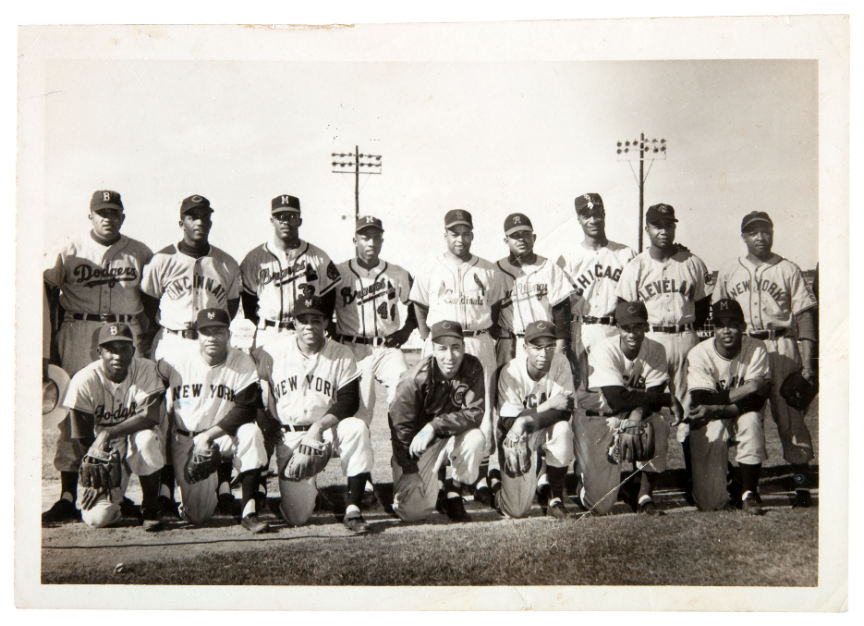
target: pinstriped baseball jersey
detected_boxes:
[140,244,240,330]
[497,352,575,418]
[713,254,817,331]
[252,335,359,427]
[686,336,770,393]
[158,348,258,433]
[44,234,153,315]
[334,259,412,337]
[556,241,636,317]
[409,254,505,331]
[495,255,571,334]
[616,248,710,325]
[240,240,341,323]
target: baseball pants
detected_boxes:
[497,421,575,519]
[571,321,618,390]
[572,409,669,515]
[343,342,408,426]
[648,330,698,444]
[252,325,295,350]
[151,328,201,458]
[391,428,485,522]
[688,410,766,511]
[763,337,814,465]
[171,423,268,525]
[275,418,373,526]
[78,428,165,528]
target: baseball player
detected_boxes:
[42,190,154,524]
[714,211,818,507]
[158,308,270,533]
[574,301,676,515]
[252,296,373,533]
[556,193,637,387]
[495,321,576,519]
[61,323,165,530]
[684,299,772,514]
[240,194,341,347]
[409,209,505,502]
[389,320,486,522]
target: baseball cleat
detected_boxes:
[444,496,470,522]
[637,500,665,516]
[141,506,165,532]
[42,498,80,524]
[344,512,370,534]
[536,483,551,514]
[217,492,236,516]
[241,513,270,534]
[473,484,493,506]
[741,491,764,516]
[547,501,570,520]
[120,497,141,518]
[792,489,813,508]
[157,496,180,518]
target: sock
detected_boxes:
[488,468,501,491]
[740,462,761,497]
[217,461,233,487]
[347,473,369,509]
[240,470,260,516]
[345,504,360,517]
[138,471,162,509]
[60,471,78,501]
[681,437,693,490]
[242,499,256,518]
[791,463,809,490]
[446,478,463,499]
[218,482,231,497]
[160,465,175,500]
[638,471,658,503]
[547,466,567,501]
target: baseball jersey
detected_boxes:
[159,347,258,433]
[63,356,164,434]
[686,336,770,394]
[334,259,412,338]
[616,248,710,325]
[409,254,505,331]
[240,240,341,323]
[497,352,575,418]
[141,244,241,330]
[587,335,669,413]
[714,254,817,331]
[44,234,153,315]
[495,255,571,334]
[556,241,636,318]
[253,335,359,426]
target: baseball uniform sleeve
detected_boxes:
[487,267,506,306]
[335,346,361,389]
[496,365,525,418]
[394,266,413,304]
[156,359,177,413]
[713,267,731,302]
[250,346,276,414]
[62,370,97,414]
[408,268,429,306]
[642,341,670,388]
[317,256,342,297]
[43,248,67,288]
[615,257,640,302]
[692,255,710,301]
[547,262,573,307]
[744,341,771,383]
[685,346,717,393]
[224,256,242,301]
[552,353,577,394]
[140,256,163,299]
[586,341,626,389]
[788,264,818,314]
[240,248,261,296]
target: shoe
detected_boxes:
[547,500,570,520]
[793,489,813,508]
[361,487,378,509]
[474,485,493,507]
[536,483,551,514]
[141,506,164,532]
[217,493,236,516]
[344,512,370,534]
[435,490,447,515]
[444,496,469,522]
[637,500,665,516]
[158,496,180,518]
[742,491,764,516]
[120,497,140,518]
[42,498,80,524]
[241,513,269,534]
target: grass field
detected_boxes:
[41,352,819,587]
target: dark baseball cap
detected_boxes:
[504,213,533,236]
[712,299,746,326]
[90,190,124,212]
[444,209,473,230]
[293,296,329,318]
[740,211,773,232]
[356,215,384,233]
[272,194,301,214]
[97,322,134,346]
[195,308,231,330]
[574,193,604,214]
[180,194,213,217]
[615,301,648,327]
[430,320,464,343]
[646,203,678,224]
[524,320,557,344]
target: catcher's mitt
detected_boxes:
[502,430,532,478]
[607,415,655,465]
[79,445,122,491]
[780,371,817,411]
[283,438,332,481]
[184,443,221,484]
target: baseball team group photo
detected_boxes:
[18,20,844,604]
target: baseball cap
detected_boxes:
[711,299,746,326]
[356,215,384,233]
[180,194,213,217]
[740,211,773,232]
[272,194,301,214]
[97,322,135,346]
[444,209,473,230]
[615,301,649,327]
[90,190,124,212]
[293,296,330,318]
[646,203,678,224]
[504,213,533,236]
[195,308,231,330]
[430,320,464,343]
[524,320,557,344]
[574,193,604,214]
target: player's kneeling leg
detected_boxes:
[572,415,619,515]
[171,433,219,525]
[448,428,485,489]
[79,488,123,528]
[126,428,167,529]
[275,437,319,526]
[688,419,731,511]
[734,411,766,506]
[391,437,452,522]
[543,420,576,516]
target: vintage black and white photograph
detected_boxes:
[15,14,849,611]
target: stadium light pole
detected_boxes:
[616,133,667,251]
[330,145,383,220]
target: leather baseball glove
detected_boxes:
[607,412,655,464]
[780,371,818,412]
[501,430,532,478]
[79,441,122,510]
[283,438,332,481]
[184,443,221,484]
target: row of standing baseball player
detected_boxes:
[41,190,818,529]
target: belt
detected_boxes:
[586,410,617,417]
[497,331,525,340]
[280,423,311,432]
[165,327,199,339]
[462,329,489,337]
[262,319,295,330]
[649,323,695,333]
[748,328,788,340]
[175,428,204,438]
[578,316,616,325]
[335,333,385,346]
[72,313,135,323]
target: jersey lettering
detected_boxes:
[164,274,227,302]
[638,278,695,301]
[94,400,138,426]
[572,264,623,295]
[73,264,139,288]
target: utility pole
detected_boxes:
[330,146,382,220]
[616,133,666,251]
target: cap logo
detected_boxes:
[442,321,452,329]
[365,216,375,223]
[513,215,522,224]
[281,196,291,205]
[304,299,313,307]
[207,311,216,320]
[109,325,118,336]
[455,211,464,220]
[583,194,594,210]
[191,195,203,203]
[719,301,730,311]
[103,192,111,202]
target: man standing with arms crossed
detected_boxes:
[713,212,818,507]
[43,190,154,523]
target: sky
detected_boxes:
[39,56,818,273]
